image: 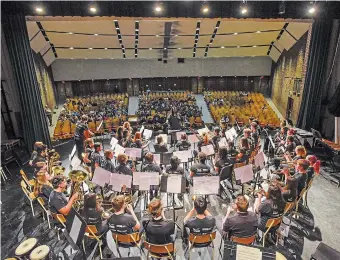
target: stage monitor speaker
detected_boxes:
[328,82,340,116]
[178,58,185,63]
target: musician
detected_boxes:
[103,149,115,173]
[254,184,285,232]
[48,175,78,215]
[293,145,307,160]
[123,121,133,134]
[116,126,124,142]
[90,143,106,173]
[198,133,212,152]
[242,129,254,149]
[34,171,53,204]
[227,141,238,157]
[306,155,320,184]
[154,135,168,153]
[120,129,133,148]
[183,196,216,245]
[74,115,93,161]
[32,144,48,172]
[285,136,296,154]
[214,147,233,174]
[142,152,162,200]
[250,122,259,146]
[294,159,310,197]
[236,148,249,164]
[142,198,176,245]
[211,127,221,150]
[165,156,184,176]
[274,126,288,143]
[222,195,258,239]
[176,133,191,151]
[132,131,149,150]
[190,152,211,178]
[116,153,133,176]
[29,141,44,166]
[281,169,299,202]
[82,193,108,234]
[83,138,94,166]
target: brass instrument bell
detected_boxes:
[52,166,65,176]
[68,170,88,182]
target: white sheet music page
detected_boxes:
[110,137,118,147]
[167,174,183,193]
[218,137,228,148]
[193,176,219,195]
[234,164,254,184]
[173,150,191,163]
[236,245,262,260]
[153,154,161,165]
[188,134,200,143]
[143,129,153,140]
[230,127,238,137]
[69,214,82,245]
[201,144,215,156]
[159,134,168,144]
[114,144,125,157]
[197,128,209,136]
[225,130,234,142]
[92,167,111,187]
[176,131,186,141]
[125,148,142,159]
[254,151,265,169]
[110,172,132,192]
[133,172,159,188]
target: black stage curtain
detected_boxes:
[296,20,332,130]
[2,14,52,150]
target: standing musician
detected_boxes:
[116,153,133,176]
[74,115,93,161]
[142,152,162,200]
[48,175,78,215]
[90,143,106,174]
[83,138,95,167]
[103,149,115,173]
[34,171,53,204]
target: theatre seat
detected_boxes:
[54,120,63,137]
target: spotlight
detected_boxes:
[256,31,261,33]
[89,7,97,13]
[68,32,73,35]
[233,32,238,35]
[221,46,225,48]
[36,7,43,13]
[178,47,181,49]
[155,6,162,13]
[149,48,153,50]
[309,5,316,14]
[69,47,74,49]
[104,48,108,50]
[202,7,209,13]
[94,34,98,36]
[241,7,248,14]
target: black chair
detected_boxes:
[311,242,340,260]
[1,149,20,176]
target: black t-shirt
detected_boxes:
[258,199,284,231]
[83,208,102,233]
[142,218,175,244]
[91,151,106,172]
[190,163,210,176]
[176,140,191,150]
[108,213,137,234]
[223,211,258,238]
[168,116,181,130]
[295,172,307,196]
[306,167,314,184]
[48,190,68,214]
[185,216,216,238]
[154,144,168,153]
[212,136,221,149]
[134,139,143,148]
[214,158,232,171]
[142,163,162,175]
[165,165,184,176]
[32,155,46,170]
[285,143,296,153]
[116,163,133,176]
[74,122,88,141]
[38,185,53,205]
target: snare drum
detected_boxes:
[29,245,50,260]
[15,238,37,259]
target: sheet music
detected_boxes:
[109,172,132,192]
[197,127,209,136]
[125,148,142,159]
[254,151,265,169]
[187,134,200,143]
[153,154,161,165]
[193,176,219,195]
[234,164,253,184]
[92,167,112,187]
[70,156,81,169]
[159,134,168,144]
[173,150,192,163]
[69,214,82,246]
[176,131,186,141]
[167,175,183,193]
[114,144,125,157]
[143,129,153,140]
[230,127,237,137]
[225,130,234,142]
[236,245,262,260]
[201,144,215,156]
[110,137,118,147]
[133,172,159,190]
[218,137,228,148]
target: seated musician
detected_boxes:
[183,196,216,245]
[236,148,249,164]
[281,168,299,202]
[274,126,288,143]
[242,129,254,149]
[306,155,320,184]
[227,141,238,157]
[198,133,212,152]
[285,136,296,154]
[154,135,168,153]
[222,195,258,239]
[123,121,133,134]
[165,156,184,176]
[133,132,143,148]
[29,141,44,166]
[120,129,133,148]
[176,133,191,150]
[293,145,307,160]
[48,175,78,215]
[211,127,221,150]
[254,184,285,232]
[103,149,115,173]
[116,153,133,175]
[90,143,106,173]
[214,147,233,174]
[32,144,48,172]
[82,193,108,235]
[250,122,259,146]
[239,137,251,153]
[294,159,310,197]
[190,152,211,178]
[83,138,94,166]
[34,171,53,204]
[142,198,176,245]
[142,152,162,200]
[116,126,124,142]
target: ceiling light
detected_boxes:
[85,58,88,59]
[135,29,139,32]
[237,46,240,48]
[136,20,139,23]
[71,58,74,60]
[174,84,176,86]
[105,48,107,50]
[241,8,248,14]
[253,45,257,47]
[90,7,97,13]
[159,84,161,87]
[278,1,286,14]
[78,80,81,81]
[164,48,167,50]
[149,48,152,50]
[309,6,316,14]
[234,76,237,77]
[234,32,238,35]
[175,35,178,37]
[69,47,74,49]
[155,6,162,12]
[68,32,73,35]
[94,34,98,36]
[111,58,114,59]
[256,31,261,33]
[202,7,209,13]
[36,7,43,13]
[89,48,93,50]
[156,35,159,37]
[209,42,212,45]
[178,48,181,49]
[221,46,225,48]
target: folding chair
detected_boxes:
[143,241,175,260]
[20,169,35,192]
[186,231,216,260]
[112,232,141,258]
[231,234,256,245]
[293,187,307,218]
[303,177,314,207]
[36,197,51,229]
[283,201,296,215]
[262,217,282,247]
[51,212,66,240]
[20,180,36,216]
[0,167,9,184]
[83,225,105,259]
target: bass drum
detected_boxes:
[29,245,51,260]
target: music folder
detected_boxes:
[160,174,186,194]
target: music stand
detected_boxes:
[193,176,220,195]
[234,164,254,195]
[160,152,173,166]
[69,145,76,162]
[133,172,159,211]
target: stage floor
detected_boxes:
[1,138,340,259]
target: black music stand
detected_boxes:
[160,152,173,166]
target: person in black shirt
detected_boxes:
[154,135,168,153]
[116,126,124,142]
[190,152,211,178]
[83,193,108,234]
[183,196,216,245]
[211,127,221,151]
[285,136,296,154]
[222,195,258,238]
[250,122,259,146]
[32,144,48,172]
[176,133,191,151]
[90,142,106,173]
[83,138,94,167]
[142,152,162,199]
[235,148,249,164]
[74,115,93,161]
[165,156,184,176]
[214,147,232,174]
[34,171,53,205]
[116,153,133,176]
[29,141,44,166]
[103,149,115,173]
[120,129,133,148]
[227,141,238,157]
[142,198,176,245]
[48,175,78,215]
[281,169,299,202]
[294,159,309,197]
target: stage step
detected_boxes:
[195,94,214,124]
[128,96,139,115]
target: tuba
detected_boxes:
[52,166,65,176]
[68,170,88,209]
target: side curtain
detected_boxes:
[296,20,333,130]
[2,14,52,150]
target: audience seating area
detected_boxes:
[53,93,128,140]
[204,91,281,127]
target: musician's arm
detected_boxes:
[59,193,78,215]
[126,205,140,230]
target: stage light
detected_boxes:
[202,7,209,13]
[256,31,261,33]
[89,48,93,50]
[241,7,247,14]
[234,32,238,35]
[155,6,162,13]
[178,47,181,49]
[149,48,152,50]
[94,34,98,36]
[164,47,167,50]
[69,47,74,49]
[253,45,257,47]
[156,35,159,37]
[221,46,225,48]
[36,7,43,13]
[104,48,107,50]
[68,32,73,35]
[309,6,316,14]
[89,7,97,13]
[237,46,240,48]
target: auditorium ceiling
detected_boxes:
[26,17,310,66]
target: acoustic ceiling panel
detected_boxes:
[169,49,194,58]
[199,19,218,34]
[41,20,117,34]
[122,36,136,49]
[213,31,279,47]
[26,21,40,40]
[30,32,48,53]
[277,30,296,51]
[43,48,56,66]
[269,46,281,62]
[208,46,268,57]
[139,36,163,48]
[138,49,161,59]
[170,35,195,48]
[198,35,212,47]
[171,20,198,35]
[218,20,285,34]
[139,20,165,36]
[286,22,310,41]
[118,19,136,35]
[57,48,124,59]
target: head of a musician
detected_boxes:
[286,136,294,145]
[33,141,44,151]
[202,133,209,145]
[148,198,163,219]
[214,127,220,136]
[281,126,289,135]
[235,195,249,213]
[112,195,126,212]
[306,155,320,174]
[280,120,287,128]
[218,147,228,160]
[36,144,47,157]
[170,156,180,169]
[117,126,124,138]
[296,159,309,173]
[240,137,250,150]
[104,149,114,159]
[134,132,142,142]
[250,122,258,132]
[123,129,130,139]
[84,138,94,148]
[94,142,102,152]
[198,152,207,164]
[123,121,131,131]
[51,175,67,191]
[145,152,154,164]
[81,115,88,123]
[117,153,128,165]
[36,171,49,185]
[194,196,207,215]
[156,135,164,145]
[181,133,188,141]
[295,145,307,158]
[287,128,296,136]
[266,184,285,209]
[243,128,251,138]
